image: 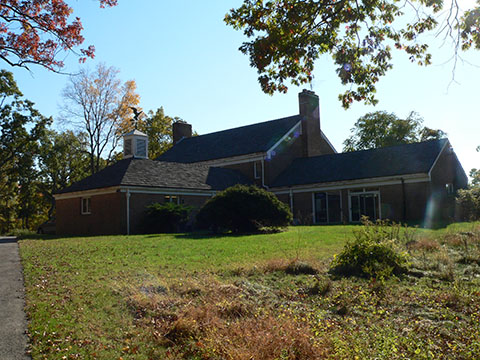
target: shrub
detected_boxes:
[329,217,408,279]
[456,188,480,221]
[144,202,192,233]
[196,185,292,233]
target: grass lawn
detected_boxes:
[19,223,480,359]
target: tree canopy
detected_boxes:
[0,70,50,232]
[225,0,480,108]
[343,111,446,151]
[0,0,117,71]
[61,63,140,175]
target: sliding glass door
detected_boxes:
[314,192,342,224]
[349,191,380,222]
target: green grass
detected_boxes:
[19,223,480,359]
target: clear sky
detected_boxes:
[9,0,480,177]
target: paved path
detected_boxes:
[0,237,30,360]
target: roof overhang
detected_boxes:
[54,186,121,200]
[271,173,430,194]
[54,185,218,200]
[118,186,216,196]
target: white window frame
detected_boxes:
[81,197,91,215]
[348,188,381,222]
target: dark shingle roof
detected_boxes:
[56,158,252,194]
[157,115,302,163]
[272,139,448,188]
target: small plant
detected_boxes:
[329,217,408,279]
[144,202,192,233]
[196,185,292,233]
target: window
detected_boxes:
[164,195,179,204]
[314,192,342,224]
[81,197,91,215]
[349,189,380,222]
[446,183,454,194]
[254,161,261,179]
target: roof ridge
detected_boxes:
[301,138,449,161]
[177,114,301,141]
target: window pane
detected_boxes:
[328,194,341,223]
[351,196,360,222]
[315,193,327,223]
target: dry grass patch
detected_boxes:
[119,274,330,359]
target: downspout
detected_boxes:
[401,178,406,223]
[126,189,131,235]
[289,187,294,213]
[261,157,269,190]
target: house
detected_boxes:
[54,90,468,235]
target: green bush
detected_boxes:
[196,185,292,233]
[456,188,480,221]
[329,218,409,279]
[144,202,192,233]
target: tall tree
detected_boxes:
[225,1,480,108]
[343,111,445,151]
[0,0,117,71]
[0,70,50,232]
[61,63,140,175]
[138,107,179,159]
[38,130,90,218]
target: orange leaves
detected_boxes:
[0,0,117,71]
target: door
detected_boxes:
[349,192,380,222]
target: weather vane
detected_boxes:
[130,107,143,130]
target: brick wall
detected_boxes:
[56,192,126,236]
[56,191,212,236]
[128,193,212,234]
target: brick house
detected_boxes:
[54,90,468,235]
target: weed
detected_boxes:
[329,217,408,279]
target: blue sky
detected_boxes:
[9,0,480,176]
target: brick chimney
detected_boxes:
[299,89,322,157]
[172,121,192,145]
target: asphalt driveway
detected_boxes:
[0,237,30,359]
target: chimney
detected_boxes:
[173,121,192,145]
[123,129,149,159]
[298,89,321,157]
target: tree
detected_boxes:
[38,130,90,218]
[116,106,184,159]
[61,63,141,175]
[225,1,480,108]
[0,0,117,71]
[470,145,480,187]
[0,70,50,232]
[343,111,446,151]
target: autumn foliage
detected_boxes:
[0,0,117,71]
